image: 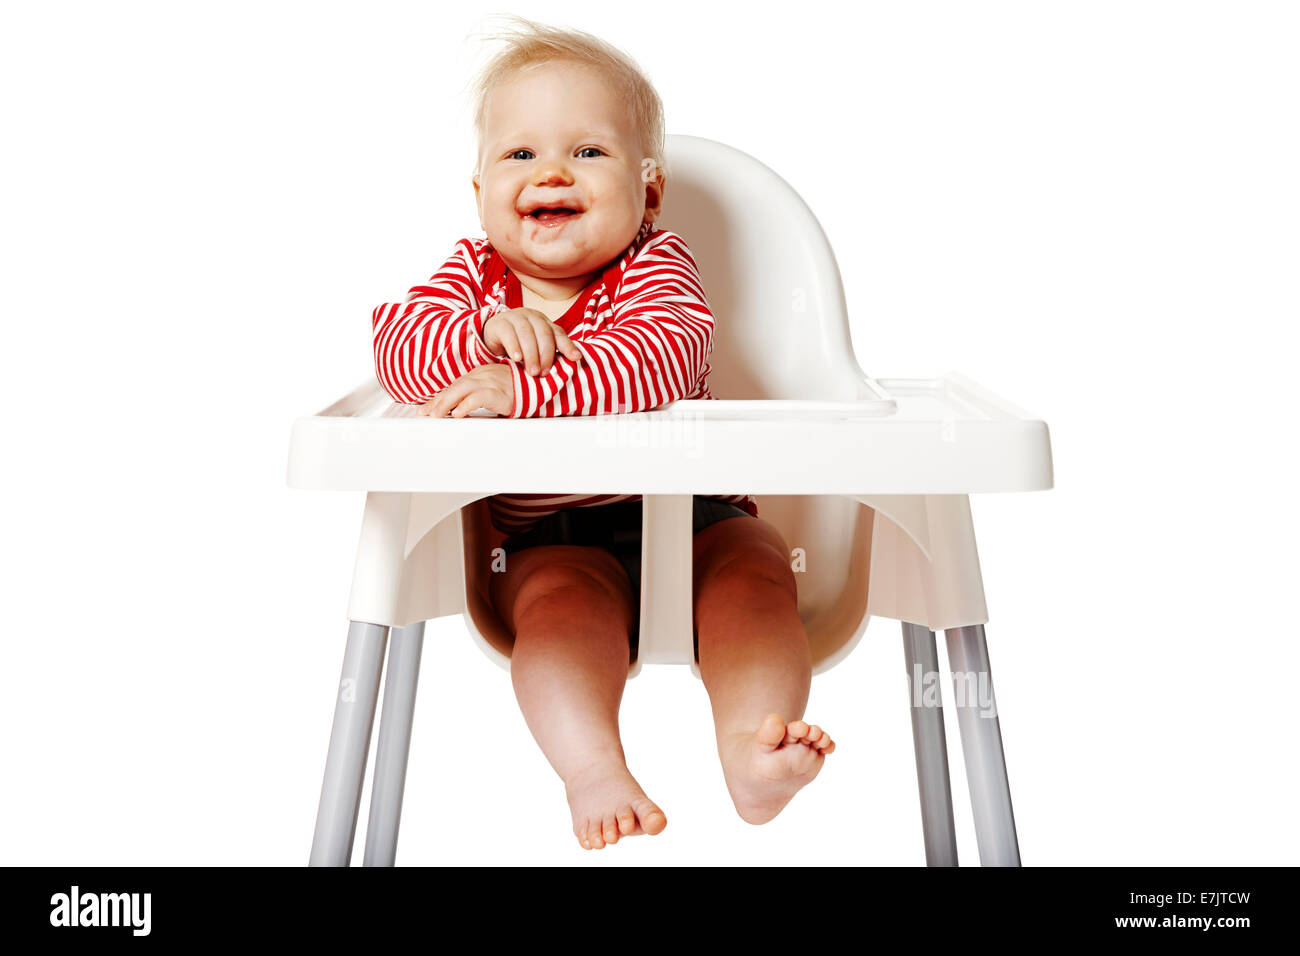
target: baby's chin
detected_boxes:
[513,235,616,275]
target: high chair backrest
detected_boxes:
[656,134,876,672]
[657,134,872,401]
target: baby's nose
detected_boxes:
[534,164,574,186]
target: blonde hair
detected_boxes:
[466,15,667,184]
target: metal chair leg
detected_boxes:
[944,624,1021,866]
[309,620,389,866]
[902,621,959,866]
[363,621,426,867]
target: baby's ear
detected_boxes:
[641,163,665,222]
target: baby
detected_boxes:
[372,17,834,850]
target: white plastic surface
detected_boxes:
[287,373,1052,495]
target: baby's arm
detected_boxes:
[504,231,714,418]
[371,239,504,404]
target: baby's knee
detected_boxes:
[512,551,634,623]
[699,542,798,603]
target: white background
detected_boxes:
[2,0,1297,866]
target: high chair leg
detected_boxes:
[944,624,1021,866]
[902,622,959,866]
[363,621,426,867]
[309,620,389,866]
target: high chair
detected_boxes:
[287,134,1054,867]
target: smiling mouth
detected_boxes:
[526,207,581,223]
[525,208,582,228]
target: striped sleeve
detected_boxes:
[507,230,714,418]
[371,239,506,404]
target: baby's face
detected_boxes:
[474,61,663,284]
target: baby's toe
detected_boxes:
[786,719,810,741]
[756,714,788,749]
[616,804,638,836]
[635,798,668,835]
[602,814,621,845]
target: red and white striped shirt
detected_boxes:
[372,220,759,535]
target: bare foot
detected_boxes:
[719,713,835,825]
[563,762,667,850]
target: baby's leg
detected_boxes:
[491,544,666,849]
[692,516,835,824]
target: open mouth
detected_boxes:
[526,207,581,224]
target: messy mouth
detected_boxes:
[523,207,583,231]
[527,207,580,223]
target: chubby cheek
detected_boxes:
[603,185,645,232]
[581,185,632,232]
[484,198,522,247]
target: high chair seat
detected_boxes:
[287,134,1054,867]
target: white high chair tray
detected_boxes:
[287,371,1053,495]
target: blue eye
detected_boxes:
[508,149,534,160]
[577,147,603,158]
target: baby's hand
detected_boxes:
[483,308,583,376]
[419,363,515,418]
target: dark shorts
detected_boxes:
[498,495,754,657]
